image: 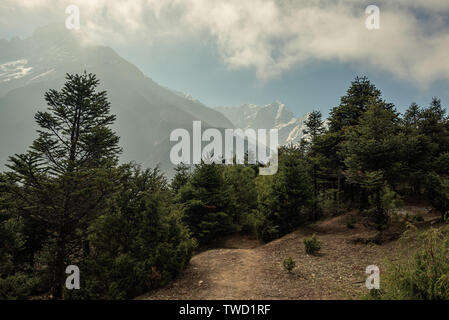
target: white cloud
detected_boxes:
[1,0,449,85]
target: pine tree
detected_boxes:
[315,77,395,211]
[400,102,435,193]
[404,102,421,129]
[418,98,448,156]
[4,73,122,298]
[67,165,195,299]
[303,110,325,220]
[263,146,312,240]
[342,101,401,227]
[171,162,191,196]
[329,76,392,132]
[223,164,258,228]
[303,110,325,139]
[179,162,236,244]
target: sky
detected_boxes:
[1,0,449,117]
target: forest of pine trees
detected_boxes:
[1,74,448,299]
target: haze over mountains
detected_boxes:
[0,25,306,175]
[216,102,308,146]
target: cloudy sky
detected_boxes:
[1,0,449,116]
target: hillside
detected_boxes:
[0,25,233,175]
[138,206,440,300]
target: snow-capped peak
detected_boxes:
[215,102,308,146]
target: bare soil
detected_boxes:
[137,207,440,300]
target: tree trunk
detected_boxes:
[52,235,66,299]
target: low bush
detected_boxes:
[304,234,321,255]
[65,166,196,300]
[425,173,449,220]
[283,257,296,274]
[0,272,40,300]
[374,225,449,300]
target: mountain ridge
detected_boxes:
[0,25,234,175]
[216,102,309,146]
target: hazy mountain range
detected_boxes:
[0,25,306,175]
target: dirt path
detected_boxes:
[138,208,437,300]
[139,235,267,300]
